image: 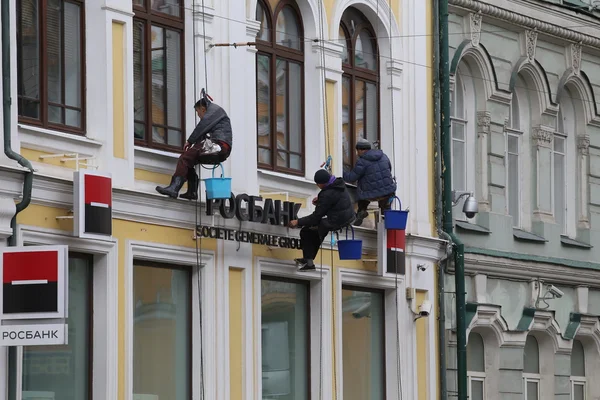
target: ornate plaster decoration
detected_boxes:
[578,133,590,155]
[578,315,600,351]
[449,0,600,48]
[476,111,491,134]
[531,126,553,148]
[571,43,582,75]
[470,12,482,47]
[526,29,538,62]
[531,310,572,354]
[0,197,16,240]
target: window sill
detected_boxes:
[134,145,181,160]
[455,220,491,234]
[18,123,103,149]
[134,145,180,175]
[560,235,593,249]
[258,169,315,186]
[513,228,547,243]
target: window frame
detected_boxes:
[553,133,567,232]
[132,0,186,152]
[255,0,306,175]
[131,259,193,399]
[571,378,586,400]
[340,19,381,171]
[9,252,94,400]
[16,0,87,134]
[340,284,387,399]
[260,274,312,398]
[467,373,486,400]
[450,74,467,193]
[523,374,541,400]
[505,127,522,227]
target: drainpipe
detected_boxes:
[2,0,34,246]
[432,0,448,398]
[439,0,467,399]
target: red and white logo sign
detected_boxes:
[74,170,113,239]
[0,246,68,321]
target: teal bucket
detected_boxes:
[337,225,362,260]
[204,164,232,200]
[384,196,409,230]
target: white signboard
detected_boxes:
[0,324,68,346]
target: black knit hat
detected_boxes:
[314,169,331,184]
[356,138,372,150]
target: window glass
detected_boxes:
[276,7,301,50]
[354,30,376,70]
[508,135,520,227]
[342,76,352,172]
[526,381,539,400]
[573,383,585,400]
[15,255,92,400]
[340,27,349,64]
[342,288,384,400]
[151,0,180,17]
[467,333,485,372]
[133,20,146,140]
[524,336,540,374]
[17,0,84,130]
[257,54,272,165]
[256,2,270,41]
[571,340,585,377]
[554,137,566,230]
[133,264,191,400]
[261,278,309,399]
[470,379,484,400]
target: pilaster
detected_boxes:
[531,126,554,222]
[577,134,590,228]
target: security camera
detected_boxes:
[418,300,432,317]
[548,285,564,298]
[463,195,479,219]
[417,263,428,271]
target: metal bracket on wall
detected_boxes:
[38,152,98,171]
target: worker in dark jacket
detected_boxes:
[156,92,233,200]
[343,138,396,226]
[288,169,355,271]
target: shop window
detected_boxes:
[341,286,385,400]
[132,262,191,400]
[9,253,93,400]
[261,276,309,399]
[467,332,486,400]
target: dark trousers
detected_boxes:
[299,221,332,260]
[174,140,231,178]
[357,193,395,214]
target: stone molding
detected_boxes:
[449,0,600,48]
[531,126,554,148]
[476,111,491,134]
[470,12,482,47]
[525,29,538,62]
[0,197,16,239]
[578,133,590,155]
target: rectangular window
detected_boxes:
[451,119,466,191]
[554,136,566,232]
[9,253,93,400]
[17,0,85,132]
[132,262,191,400]
[261,276,309,399]
[468,376,485,400]
[133,1,185,151]
[507,133,520,227]
[524,377,540,400]
[571,379,586,400]
[342,286,385,400]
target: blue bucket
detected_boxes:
[337,225,362,260]
[204,164,232,200]
[384,196,409,230]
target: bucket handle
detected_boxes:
[390,196,402,211]
[211,163,225,179]
[343,224,355,240]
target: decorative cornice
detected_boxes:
[449,0,600,48]
[476,111,491,134]
[531,126,554,148]
[578,133,590,155]
[470,12,482,47]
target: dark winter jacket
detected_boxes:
[187,103,233,147]
[343,149,396,200]
[297,178,355,229]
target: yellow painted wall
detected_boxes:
[229,268,244,400]
[112,22,126,160]
[416,290,429,400]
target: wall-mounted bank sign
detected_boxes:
[196,225,302,249]
[206,194,302,226]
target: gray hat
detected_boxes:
[356,138,372,150]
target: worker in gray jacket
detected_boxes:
[156,92,232,200]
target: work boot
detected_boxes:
[354,210,368,226]
[295,258,315,271]
[179,170,199,200]
[156,176,185,199]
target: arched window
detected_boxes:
[467,332,486,400]
[507,92,522,227]
[570,339,586,400]
[340,7,379,172]
[255,0,304,174]
[524,335,540,400]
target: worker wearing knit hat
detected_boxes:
[355,138,372,150]
[288,169,355,271]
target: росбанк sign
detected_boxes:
[206,194,302,226]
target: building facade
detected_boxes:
[444,0,600,399]
[0,0,444,399]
